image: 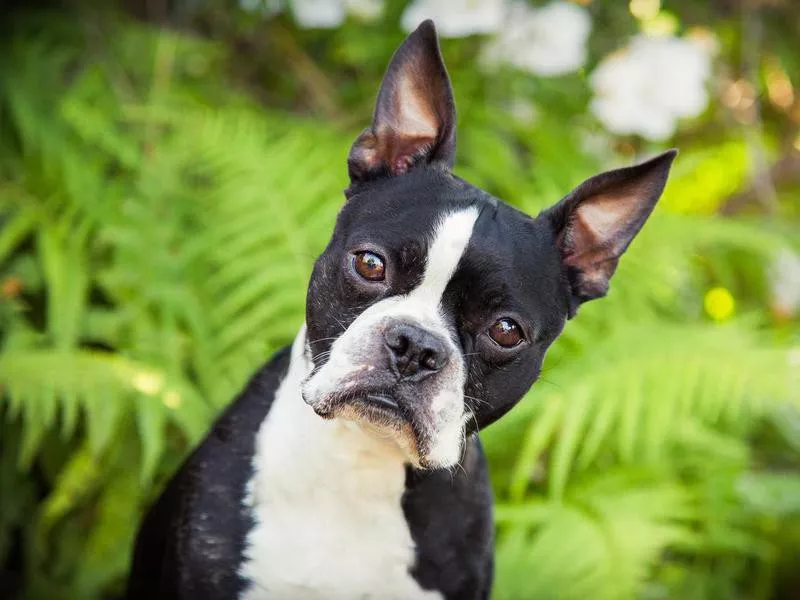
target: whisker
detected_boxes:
[451,413,476,480]
[450,459,467,480]
[535,376,562,390]
[463,394,490,408]
[308,337,341,345]
[312,351,333,363]
[465,405,481,433]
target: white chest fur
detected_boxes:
[239,331,443,600]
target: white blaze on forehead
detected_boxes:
[410,207,480,304]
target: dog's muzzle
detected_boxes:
[300,314,467,468]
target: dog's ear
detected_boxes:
[544,150,677,316]
[347,20,456,188]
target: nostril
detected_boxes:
[419,348,447,371]
[419,350,436,371]
[385,329,410,356]
[420,349,438,371]
[395,334,409,356]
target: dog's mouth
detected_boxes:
[361,391,401,412]
[309,385,427,463]
[311,388,406,422]
[303,369,473,469]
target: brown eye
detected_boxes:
[353,251,386,282]
[488,318,524,348]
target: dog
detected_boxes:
[126,19,676,600]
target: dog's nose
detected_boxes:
[383,323,449,381]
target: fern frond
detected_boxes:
[494,473,697,600]
[0,350,211,471]
[484,321,795,502]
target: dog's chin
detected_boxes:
[306,388,434,467]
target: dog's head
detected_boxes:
[301,21,675,469]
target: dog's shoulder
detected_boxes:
[126,346,293,600]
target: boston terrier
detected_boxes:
[127,19,676,600]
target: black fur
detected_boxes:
[127,348,291,600]
[403,440,494,600]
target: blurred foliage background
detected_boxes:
[0,0,799,598]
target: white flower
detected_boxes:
[590,35,713,140]
[482,2,591,76]
[401,0,505,38]
[291,0,346,28]
[770,248,800,318]
[289,0,384,28]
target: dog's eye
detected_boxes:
[488,318,524,348]
[353,251,386,282]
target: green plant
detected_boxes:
[0,5,798,600]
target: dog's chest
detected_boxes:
[239,358,442,600]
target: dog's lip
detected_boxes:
[362,391,400,411]
[350,391,405,421]
[322,387,407,421]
